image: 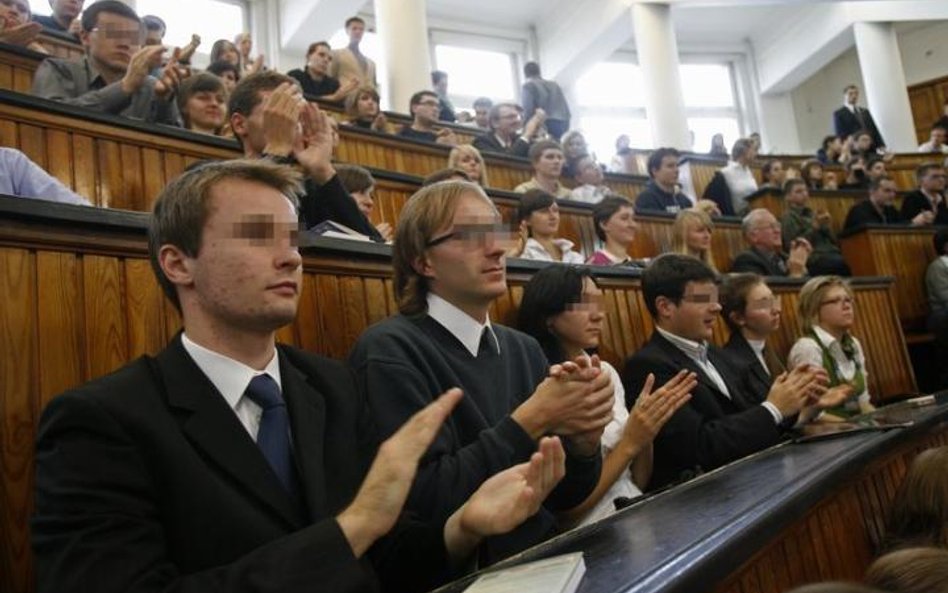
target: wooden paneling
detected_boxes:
[747,189,875,236]
[36,34,84,60]
[0,44,41,93]
[908,74,948,144]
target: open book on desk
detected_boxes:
[463,552,585,593]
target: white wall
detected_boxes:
[899,21,948,85]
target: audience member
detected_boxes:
[927,229,948,388]
[32,0,82,37]
[844,176,933,230]
[447,144,489,186]
[228,71,380,238]
[918,123,948,154]
[833,85,885,151]
[569,154,609,204]
[511,189,584,263]
[670,208,718,273]
[3,0,46,52]
[330,16,376,89]
[209,38,240,67]
[720,138,759,215]
[333,163,393,241]
[397,91,458,145]
[709,133,727,157]
[517,265,694,526]
[817,134,848,165]
[587,195,640,266]
[800,159,825,190]
[865,547,948,593]
[635,148,692,214]
[32,159,562,593]
[622,254,829,490]
[838,155,868,190]
[609,135,632,172]
[287,41,356,103]
[788,276,874,419]
[522,61,570,140]
[344,85,387,132]
[823,170,839,190]
[560,130,588,178]
[901,162,948,225]
[31,1,186,126]
[731,208,811,278]
[472,96,492,129]
[514,140,571,198]
[206,60,239,94]
[472,102,544,157]
[234,32,263,75]
[421,168,469,186]
[759,159,785,190]
[0,146,90,205]
[749,132,762,153]
[431,70,456,122]
[176,73,226,136]
[883,445,948,551]
[850,130,876,159]
[781,179,851,276]
[141,14,164,46]
[720,274,784,404]
[349,180,609,562]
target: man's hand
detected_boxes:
[178,34,201,64]
[435,128,459,146]
[294,100,336,183]
[121,45,166,95]
[811,383,853,410]
[260,82,303,157]
[339,77,359,95]
[523,108,546,139]
[154,48,190,99]
[371,112,388,132]
[247,53,265,75]
[0,20,42,47]
[337,388,463,558]
[620,371,695,455]
[787,238,812,277]
[912,210,935,226]
[376,221,394,242]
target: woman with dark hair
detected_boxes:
[587,195,640,265]
[176,73,227,136]
[206,60,240,94]
[801,159,826,190]
[333,164,393,241]
[517,265,694,526]
[884,446,948,551]
[344,86,388,132]
[760,159,786,190]
[210,39,240,67]
[509,190,584,263]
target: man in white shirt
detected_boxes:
[919,124,948,154]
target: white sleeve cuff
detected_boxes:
[761,401,784,425]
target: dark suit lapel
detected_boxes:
[279,355,328,518]
[651,333,733,405]
[708,347,753,410]
[731,334,771,390]
[157,337,304,528]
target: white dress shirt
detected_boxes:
[426,292,500,356]
[519,237,586,264]
[720,161,758,214]
[747,338,769,376]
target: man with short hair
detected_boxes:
[472,102,545,157]
[287,41,357,104]
[731,208,812,278]
[472,96,492,129]
[844,176,934,230]
[817,135,846,165]
[397,90,458,145]
[634,147,692,214]
[228,71,380,239]
[329,16,377,89]
[901,163,948,225]
[513,140,571,198]
[919,123,948,154]
[779,179,850,276]
[622,254,831,490]
[521,61,570,140]
[32,159,565,593]
[33,0,83,36]
[431,70,456,122]
[1,0,45,51]
[31,0,185,126]
[833,85,885,151]
[142,14,164,46]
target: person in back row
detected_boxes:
[521,61,570,140]
[511,190,585,264]
[397,91,458,145]
[472,102,546,157]
[2,0,47,53]
[844,176,933,231]
[731,208,811,278]
[900,163,948,225]
[587,196,641,266]
[349,180,610,563]
[568,154,609,204]
[330,16,377,89]
[780,179,851,276]
[514,140,571,199]
[287,41,357,104]
[344,85,387,132]
[32,0,83,38]
[448,144,489,186]
[634,148,692,214]
[176,73,227,136]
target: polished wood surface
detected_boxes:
[36,33,84,60]
[0,42,41,93]
[908,74,948,144]
[746,187,884,236]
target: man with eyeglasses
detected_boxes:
[622,255,834,491]
[396,90,458,145]
[731,208,812,278]
[31,0,186,126]
[472,102,546,157]
[349,180,610,564]
[900,163,948,226]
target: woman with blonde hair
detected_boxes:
[447,144,489,186]
[670,208,718,273]
[883,446,948,551]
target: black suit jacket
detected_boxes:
[722,333,774,405]
[621,332,783,491]
[471,132,530,158]
[844,199,904,231]
[32,337,446,593]
[833,105,884,149]
[900,190,948,226]
[730,247,789,276]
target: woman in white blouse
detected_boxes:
[787,276,876,419]
[719,138,759,214]
[509,189,585,263]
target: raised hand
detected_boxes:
[371,112,388,132]
[623,371,695,451]
[435,128,459,146]
[0,20,42,47]
[122,45,167,95]
[293,100,336,183]
[375,221,394,242]
[178,34,201,64]
[154,48,190,99]
[260,82,303,157]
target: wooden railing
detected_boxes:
[744,187,904,236]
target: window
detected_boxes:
[680,63,740,155]
[433,44,517,109]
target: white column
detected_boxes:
[853,21,916,152]
[631,2,690,149]
[374,0,432,114]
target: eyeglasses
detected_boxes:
[681,292,719,305]
[426,223,516,249]
[90,26,146,44]
[820,296,854,307]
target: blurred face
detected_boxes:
[412,94,440,125]
[51,0,82,21]
[351,186,374,217]
[817,285,855,334]
[83,12,144,74]
[786,183,809,207]
[550,278,605,354]
[218,42,240,66]
[747,212,782,251]
[456,150,483,183]
[867,160,887,180]
[0,0,30,25]
[685,219,712,253]
[600,205,637,247]
[564,134,586,158]
[493,105,522,136]
[871,179,898,206]
[767,161,785,185]
[238,35,252,57]
[144,27,163,46]
[218,70,237,93]
[474,105,490,128]
[807,164,823,181]
[534,148,564,178]
[734,282,781,339]
[575,157,603,185]
[185,89,226,133]
[661,280,721,342]
[932,128,947,147]
[307,45,332,76]
[654,155,679,188]
[347,20,365,44]
[921,167,946,194]
[855,133,873,152]
[845,86,859,105]
[526,202,560,239]
[828,137,842,153]
[356,91,379,118]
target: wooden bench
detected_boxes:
[744,187,897,236]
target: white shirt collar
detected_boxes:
[747,338,766,356]
[656,326,709,363]
[940,255,948,267]
[426,293,500,357]
[181,333,283,411]
[812,325,839,349]
[845,101,856,112]
[522,237,579,261]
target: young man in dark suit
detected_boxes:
[900,163,948,226]
[32,159,567,593]
[845,176,934,231]
[833,85,885,151]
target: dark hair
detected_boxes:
[641,254,717,318]
[866,156,884,172]
[206,60,239,80]
[345,85,380,118]
[783,178,807,196]
[177,73,225,128]
[524,61,541,78]
[933,122,948,133]
[431,70,447,85]
[422,168,470,186]
[345,16,365,28]
[518,190,556,225]
[227,71,297,149]
[647,147,680,178]
[821,135,840,151]
[916,162,944,183]
[884,446,948,550]
[869,175,893,192]
[592,195,633,242]
[761,159,782,184]
[473,97,492,109]
[334,164,375,194]
[843,84,858,94]
[720,273,765,332]
[517,265,597,364]
[528,139,563,164]
[142,14,165,35]
[210,39,239,65]
[854,129,873,143]
[81,0,140,32]
[934,228,948,256]
[409,90,438,112]
[305,41,331,57]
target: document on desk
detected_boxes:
[463,552,585,593]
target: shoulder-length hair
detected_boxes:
[797,275,853,333]
[517,265,597,364]
[884,446,948,551]
[447,144,490,186]
[671,208,717,273]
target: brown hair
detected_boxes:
[866,547,948,593]
[720,273,765,332]
[334,164,375,194]
[177,73,226,132]
[148,159,303,310]
[797,275,853,333]
[528,139,563,164]
[227,71,297,149]
[670,208,717,272]
[884,447,948,551]
[447,144,490,186]
[345,86,380,119]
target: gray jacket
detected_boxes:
[521,77,571,123]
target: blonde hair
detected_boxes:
[671,208,717,272]
[447,144,490,186]
[866,547,948,593]
[797,275,853,332]
[392,181,497,315]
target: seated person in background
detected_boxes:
[422,168,469,186]
[560,130,589,178]
[788,276,874,419]
[671,208,718,273]
[901,162,948,225]
[587,195,640,266]
[142,15,164,46]
[210,38,240,67]
[349,180,609,562]
[472,96,492,129]
[206,60,239,94]
[344,85,387,132]
[510,189,584,264]
[817,134,848,165]
[849,129,877,159]
[228,71,381,239]
[397,91,458,145]
[926,229,948,389]
[517,265,695,527]
[608,135,631,172]
[447,144,489,186]
[720,138,759,214]
[176,73,226,136]
[635,147,692,214]
[720,274,784,404]
[2,0,47,53]
[800,159,825,190]
[837,155,868,190]
[883,446,948,551]
[622,254,831,490]
[32,160,564,593]
[709,132,728,157]
[822,170,839,190]
[0,146,91,205]
[759,159,785,190]
[918,123,948,154]
[781,179,851,276]
[32,0,82,38]
[31,1,186,126]
[431,70,455,122]
[569,154,609,204]
[333,164,394,241]
[731,208,811,278]
[866,547,948,593]
[235,32,264,76]
[514,140,571,199]
[287,42,357,104]
[844,176,933,230]
[472,102,545,158]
